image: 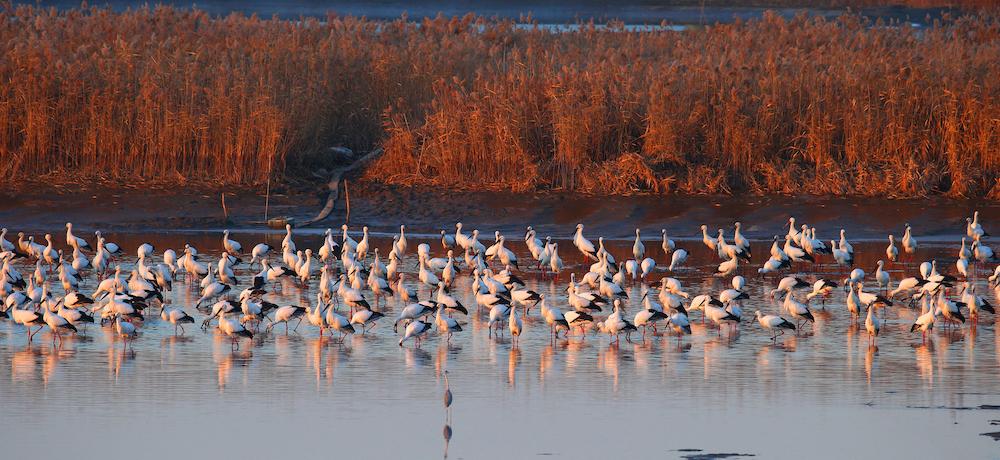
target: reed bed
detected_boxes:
[1,5,999,198]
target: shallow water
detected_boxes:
[2,232,1000,459]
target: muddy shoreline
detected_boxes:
[35,1,960,25]
[3,181,997,242]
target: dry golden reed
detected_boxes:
[1,5,999,198]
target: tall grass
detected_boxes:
[1,5,999,198]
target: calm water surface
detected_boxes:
[1,232,999,459]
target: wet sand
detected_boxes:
[4,182,998,242]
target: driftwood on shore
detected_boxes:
[299,148,384,227]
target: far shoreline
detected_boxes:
[3,180,996,241]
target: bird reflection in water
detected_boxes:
[913,341,935,387]
[109,346,136,382]
[442,423,452,459]
[11,346,41,382]
[508,347,521,387]
[598,344,621,393]
[865,344,877,386]
[538,343,555,386]
[404,346,432,369]
[216,350,252,391]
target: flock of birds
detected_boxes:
[0,211,998,354]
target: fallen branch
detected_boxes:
[299,148,383,227]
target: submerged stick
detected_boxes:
[345,179,351,225]
[264,177,271,222]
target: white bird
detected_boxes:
[958,237,972,260]
[509,306,523,346]
[783,235,813,263]
[701,225,717,252]
[770,276,811,299]
[716,257,738,277]
[161,306,195,335]
[222,230,242,254]
[856,282,892,310]
[660,229,675,255]
[668,249,688,271]
[989,265,1000,288]
[281,223,296,253]
[549,242,564,275]
[967,211,987,240]
[454,223,471,251]
[218,312,254,349]
[0,228,14,252]
[875,260,891,290]
[974,240,996,263]
[890,276,926,298]
[324,303,355,341]
[632,229,645,260]
[633,307,668,339]
[902,224,918,254]
[845,282,864,320]
[666,306,692,337]
[838,229,853,255]
[704,297,739,334]
[865,306,882,346]
[910,297,936,341]
[398,320,431,347]
[886,235,899,262]
[441,230,456,250]
[805,279,838,306]
[436,282,468,315]
[754,310,795,340]
[640,258,656,281]
[435,305,462,341]
[783,291,815,330]
[196,270,232,307]
[338,274,371,312]
[418,255,441,288]
[573,224,598,261]
[339,225,357,253]
[41,234,58,265]
[249,243,271,269]
[956,256,970,278]
[395,225,408,257]
[114,317,138,349]
[267,304,307,334]
[355,226,370,260]
[394,301,435,332]
[350,307,385,334]
[733,222,750,256]
[137,242,154,260]
[757,256,787,274]
[831,240,853,267]
[43,305,78,343]
[65,223,90,250]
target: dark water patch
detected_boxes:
[981,432,1000,441]
[907,405,1000,411]
[680,453,755,460]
